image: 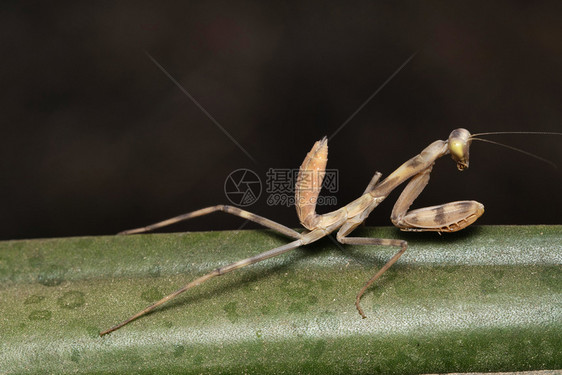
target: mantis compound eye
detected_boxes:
[448,128,471,171]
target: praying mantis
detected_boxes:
[100,128,560,336]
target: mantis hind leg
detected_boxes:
[119,205,302,239]
[390,166,484,232]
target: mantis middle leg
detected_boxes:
[336,219,407,318]
[338,162,484,317]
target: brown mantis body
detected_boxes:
[100,128,555,336]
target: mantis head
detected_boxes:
[448,128,472,171]
[448,128,561,171]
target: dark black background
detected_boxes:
[2,2,561,240]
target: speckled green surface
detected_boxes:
[0,226,560,374]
